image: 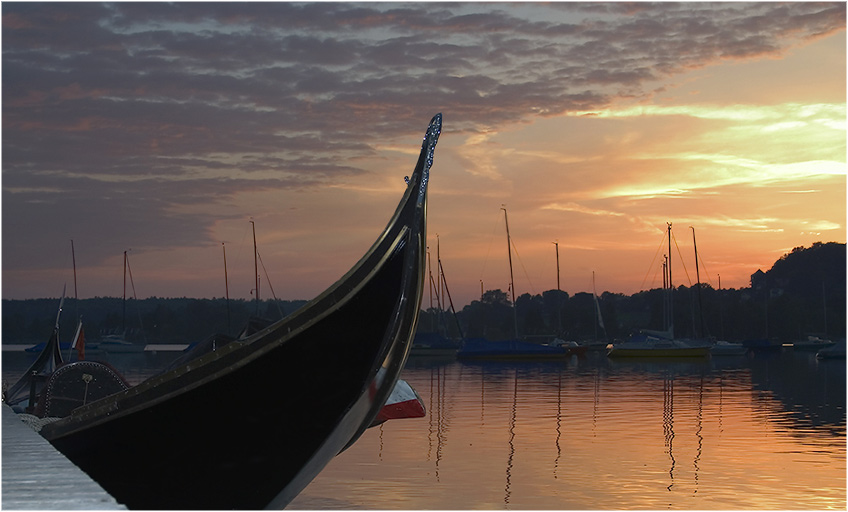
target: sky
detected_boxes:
[2,2,846,308]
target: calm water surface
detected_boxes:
[293,350,845,510]
[3,347,844,509]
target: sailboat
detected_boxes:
[4,291,67,410]
[607,223,710,358]
[458,207,568,360]
[687,227,747,356]
[99,251,145,353]
[11,113,442,509]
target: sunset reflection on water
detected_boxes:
[293,351,845,510]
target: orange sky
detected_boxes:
[3,3,845,307]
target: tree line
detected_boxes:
[3,242,844,345]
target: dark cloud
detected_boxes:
[3,2,844,297]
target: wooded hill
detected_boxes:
[3,242,844,345]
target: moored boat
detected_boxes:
[14,113,443,510]
[789,335,835,351]
[607,333,711,358]
[710,340,748,356]
[97,334,145,353]
[607,224,710,359]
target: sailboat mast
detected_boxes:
[251,219,259,316]
[691,226,705,338]
[502,206,518,339]
[71,240,78,302]
[662,255,668,330]
[553,241,561,333]
[69,241,80,360]
[122,250,127,333]
[437,234,443,312]
[667,222,673,337]
[593,271,598,342]
[223,242,231,334]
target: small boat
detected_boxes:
[13,113,443,510]
[97,334,145,353]
[608,224,709,359]
[789,335,835,351]
[549,338,589,357]
[4,294,67,411]
[710,340,748,356]
[607,333,711,358]
[457,337,569,360]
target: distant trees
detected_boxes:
[3,242,844,345]
[1,297,306,344]
[419,242,846,343]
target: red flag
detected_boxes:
[71,321,85,361]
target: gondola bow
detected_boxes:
[37,113,443,509]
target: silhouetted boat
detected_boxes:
[13,113,442,509]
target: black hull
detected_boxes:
[39,114,442,509]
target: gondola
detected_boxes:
[19,113,442,509]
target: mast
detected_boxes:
[666,222,673,338]
[438,257,464,339]
[223,242,231,334]
[71,240,78,303]
[251,219,259,316]
[437,234,444,313]
[691,226,705,338]
[662,255,668,331]
[69,240,82,360]
[427,248,432,310]
[593,271,606,341]
[502,206,518,339]
[553,241,561,333]
[122,250,127,334]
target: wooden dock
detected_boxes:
[2,404,125,509]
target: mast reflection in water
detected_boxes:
[294,351,845,510]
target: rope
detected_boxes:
[257,250,285,319]
[641,231,668,290]
[478,209,504,292]
[510,237,536,296]
[671,230,692,287]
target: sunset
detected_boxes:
[1,3,845,509]
[2,2,845,308]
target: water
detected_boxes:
[293,351,845,510]
[2,348,844,509]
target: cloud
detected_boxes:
[2,2,844,299]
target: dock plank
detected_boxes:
[2,405,125,510]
